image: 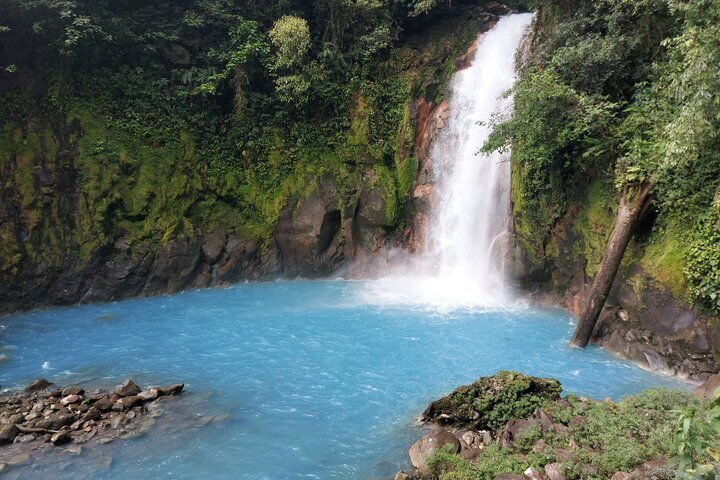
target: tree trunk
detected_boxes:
[569,181,653,348]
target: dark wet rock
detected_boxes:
[51,430,71,445]
[25,379,53,393]
[115,380,141,397]
[37,412,76,431]
[0,423,19,445]
[120,396,143,409]
[422,371,562,430]
[409,429,460,476]
[157,384,184,396]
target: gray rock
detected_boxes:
[115,380,142,397]
[202,230,225,264]
[121,396,143,409]
[137,389,158,402]
[545,463,566,480]
[82,407,101,421]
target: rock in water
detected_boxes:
[25,379,53,393]
[422,371,562,430]
[93,397,113,412]
[115,380,142,397]
[0,424,19,445]
[408,430,460,476]
[157,384,184,396]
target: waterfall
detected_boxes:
[425,13,533,304]
[359,14,533,309]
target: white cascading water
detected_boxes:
[426,13,533,303]
[360,14,533,309]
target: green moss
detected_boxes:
[639,222,688,298]
[572,178,616,278]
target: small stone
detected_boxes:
[60,395,81,406]
[32,401,44,413]
[70,419,83,430]
[112,402,124,412]
[24,412,39,422]
[51,431,72,446]
[126,410,136,420]
[62,387,85,397]
[115,380,142,397]
[25,379,53,393]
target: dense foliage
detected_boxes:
[484,0,720,312]
[0,0,506,279]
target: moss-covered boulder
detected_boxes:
[421,371,562,430]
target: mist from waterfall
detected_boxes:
[359,14,534,309]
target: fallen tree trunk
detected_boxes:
[569,181,653,348]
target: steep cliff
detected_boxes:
[0,2,512,313]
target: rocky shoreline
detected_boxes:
[0,377,184,473]
[394,371,720,480]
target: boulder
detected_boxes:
[138,389,159,402]
[423,371,562,430]
[25,379,53,393]
[115,380,142,397]
[201,230,225,265]
[0,423,19,445]
[544,463,566,480]
[524,467,546,480]
[692,373,720,399]
[409,430,460,476]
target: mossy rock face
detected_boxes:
[422,371,563,431]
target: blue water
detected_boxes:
[0,280,686,479]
